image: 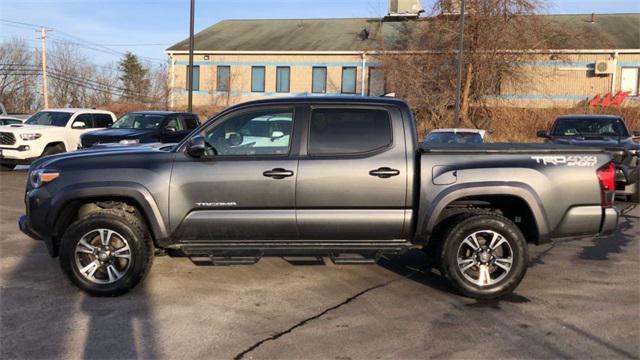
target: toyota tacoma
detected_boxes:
[20,97,619,299]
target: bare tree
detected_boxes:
[148,64,171,109]
[0,38,38,112]
[379,0,567,132]
[47,41,96,107]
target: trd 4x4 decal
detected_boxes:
[531,155,598,167]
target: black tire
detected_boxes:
[440,213,528,299]
[42,143,65,157]
[59,208,154,296]
[0,164,16,171]
[629,174,640,204]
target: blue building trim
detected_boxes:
[174,60,375,67]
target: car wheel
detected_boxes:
[0,164,16,171]
[629,174,640,204]
[59,208,154,296]
[440,213,528,299]
[42,143,65,157]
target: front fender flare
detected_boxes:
[417,182,551,244]
[49,181,170,246]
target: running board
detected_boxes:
[330,252,379,265]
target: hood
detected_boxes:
[0,124,60,132]
[31,143,174,170]
[550,137,637,149]
[83,128,159,140]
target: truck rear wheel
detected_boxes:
[59,209,154,296]
[440,213,528,299]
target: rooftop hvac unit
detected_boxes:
[388,0,423,17]
[594,60,616,75]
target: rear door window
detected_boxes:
[184,115,200,130]
[93,114,114,128]
[308,108,392,155]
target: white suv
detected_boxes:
[0,108,116,170]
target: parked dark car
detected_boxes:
[80,111,200,147]
[0,117,24,125]
[537,114,640,202]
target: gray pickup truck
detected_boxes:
[20,97,619,299]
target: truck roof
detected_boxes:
[41,108,115,114]
[228,95,410,108]
[556,114,623,120]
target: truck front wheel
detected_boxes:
[59,209,154,296]
[440,213,528,299]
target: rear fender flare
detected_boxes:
[418,182,550,244]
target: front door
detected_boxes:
[621,68,639,96]
[161,114,191,143]
[295,106,408,240]
[169,106,299,241]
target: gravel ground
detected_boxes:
[1,169,638,359]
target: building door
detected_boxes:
[621,68,639,96]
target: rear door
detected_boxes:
[295,105,409,240]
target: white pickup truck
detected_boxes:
[0,108,116,170]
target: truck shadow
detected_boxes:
[1,240,159,359]
[578,211,637,261]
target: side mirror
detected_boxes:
[72,121,86,129]
[536,130,549,138]
[271,130,285,139]
[165,126,177,133]
[633,129,640,137]
[186,135,207,158]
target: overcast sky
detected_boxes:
[1,0,639,67]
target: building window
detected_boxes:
[312,67,327,94]
[251,66,265,92]
[341,67,357,94]
[276,66,290,93]
[621,67,639,96]
[217,66,230,92]
[186,65,200,91]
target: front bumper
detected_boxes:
[599,207,619,236]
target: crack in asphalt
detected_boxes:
[233,278,401,360]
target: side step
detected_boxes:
[191,250,263,266]
[330,252,380,265]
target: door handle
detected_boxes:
[263,168,294,179]
[369,167,400,178]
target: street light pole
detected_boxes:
[452,0,466,127]
[187,0,195,112]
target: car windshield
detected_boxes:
[551,117,629,137]
[112,113,165,129]
[424,132,483,144]
[25,111,72,127]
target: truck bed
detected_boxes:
[419,143,606,154]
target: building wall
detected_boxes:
[167,52,640,109]
[495,52,640,107]
[167,53,386,108]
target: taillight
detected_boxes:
[596,162,615,208]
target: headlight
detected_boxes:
[119,139,140,145]
[29,169,60,188]
[20,133,42,141]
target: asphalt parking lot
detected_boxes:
[1,169,638,360]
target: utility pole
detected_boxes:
[39,28,50,109]
[452,0,466,127]
[187,0,195,112]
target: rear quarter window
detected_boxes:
[308,108,392,155]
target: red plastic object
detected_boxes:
[588,94,601,107]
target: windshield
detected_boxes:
[25,111,72,127]
[112,113,165,129]
[424,132,483,144]
[551,117,629,137]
